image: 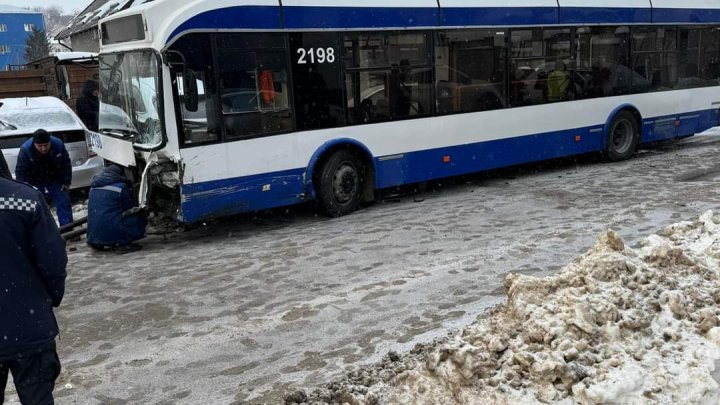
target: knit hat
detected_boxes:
[33,129,50,144]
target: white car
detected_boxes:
[0,96,104,189]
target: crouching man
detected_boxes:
[87,165,147,252]
[1,170,67,403]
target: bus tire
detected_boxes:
[317,149,365,217]
[605,111,640,161]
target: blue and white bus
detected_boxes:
[93,0,720,223]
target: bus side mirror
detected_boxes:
[184,70,199,112]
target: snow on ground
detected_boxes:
[15,133,716,404]
[700,127,720,136]
[50,199,87,226]
[72,200,88,219]
[290,211,720,404]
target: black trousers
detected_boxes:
[0,349,60,405]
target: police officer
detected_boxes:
[0,151,9,180]
[15,129,73,226]
[0,171,67,403]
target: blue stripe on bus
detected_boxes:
[167,5,720,42]
[180,168,306,223]
[378,125,603,188]
[440,7,557,27]
[641,108,718,143]
[178,107,718,223]
[168,6,282,43]
[559,7,652,24]
[282,6,439,29]
[652,8,720,23]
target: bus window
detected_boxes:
[632,27,678,92]
[697,29,720,81]
[345,32,430,70]
[510,28,572,106]
[575,27,632,99]
[216,33,292,139]
[289,33,345,131]
[435,30,506,114]
[168,33,220,146]
[344,32,433,124]
[678,27,720,89]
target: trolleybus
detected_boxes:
[92,0,720,223]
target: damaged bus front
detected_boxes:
[94,46,183,221]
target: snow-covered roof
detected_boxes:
[0,97,83,136]
[55,0,137,40]
[0,4,41,14]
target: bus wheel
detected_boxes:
[605,111,639,161]
[317,149,364,217]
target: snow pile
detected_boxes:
[72,200,88,218]
[289,211,720,405]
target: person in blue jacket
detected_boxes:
[0,174,67,404]
[87,164,147,251]
[15,129,73,226]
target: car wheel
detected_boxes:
[317,149,364,217]
[605,111,640,162]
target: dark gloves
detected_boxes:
[122,206,144,218]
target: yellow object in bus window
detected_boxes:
[546,61,570,102]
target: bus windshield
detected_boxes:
[99,50,162,148]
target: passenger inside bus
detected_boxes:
[388,60,413,118]
[586,64,612,97]
[546,60,570,102]
[509,68,530,106]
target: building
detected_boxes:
[55,0,135,52]
[48,25,68,55]
[0,5,45,71]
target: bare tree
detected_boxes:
[31,6,74,34]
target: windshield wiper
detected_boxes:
[100,128,138,139]
[0,119,17,130]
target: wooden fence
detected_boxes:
[0,69,46,98]
[0,59,98,112]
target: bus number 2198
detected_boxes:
[296,47,336,64]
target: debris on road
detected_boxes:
[289,211,720,404]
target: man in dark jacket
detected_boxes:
[87,164,147,251]
[0,151,9,180]
[0,175,67,404]
[15,129,73,226]
[75,80,99,132]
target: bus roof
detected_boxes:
[99,0,720,52]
